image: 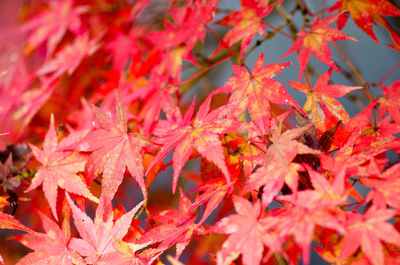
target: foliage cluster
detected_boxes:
[0,0,400,264]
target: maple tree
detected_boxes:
[0,0,400,264]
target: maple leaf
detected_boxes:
[213,196,283,265]
[66,193,145,264]
[281,14,357,80]
[0,212,31,232]
[26,114,98,220]
[0,199,32,261]
[190,177,233,224]
[362,110,400,139]
[329,0,400,44]
[66,97,98,130]
[70,94,148,213]
[332,99,377,147]
[97,238,156,265]
[211,0,275,59]
[174,0,218,51]
[277,190,345,264]
[319,101,397,178]
[105,30,142,72]
[363,163,400,209]
[15,210,85,265]
[340,206,400,265]
[148,95,242,193]
[142,0,218,86]
[138,189,199,259]
[0,154,21,191]
[244,125,319,207]
[13,79,56,133]
[139,85,180,136]
[288,68,361,132]
[379,80,400,124]
[387,27,400,51]
[21,0,89,56]
[147,0,217,52]
[217,53,303,134]
[305,164,347,203]
[37,33,101,80]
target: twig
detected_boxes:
[332,42,373,101]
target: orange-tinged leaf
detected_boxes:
[288,69,361,133]
[330,0,400,44]
[0,212,31,232]
[98,238,153,265]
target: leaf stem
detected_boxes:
[205,24,234,57]
[179,55,232,87]
[378,61,400,88]
[265,22,294,40]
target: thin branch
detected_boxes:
[332,42,373,101]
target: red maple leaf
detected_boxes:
[277,190,345,264]
[0,212,32,264]
[281,14,357,80]
[70,95,149,211]
[329,0,400,44]
[190,177,234,224]
[0,212,31,232]
[363,163,400,209]
[288,68,361,132]
[148,95,242,193]
[21,0,89,56]
[105,30,142,72]
[66,193,145,264]
[212,196,283,265]
[14,79,56,133]
[211,0,275,59]
[97,238,156,265]
[142,1,218,86]
[26,114,98,220]
[139,85,180,136]
[138,189,199,259]
[146,0,217,52]
[15,210,85,265]
[244,125,319,207]
[37,33,101,80]
[340,206,400,265]
[379,80,400,124]
[217,53,303,134]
